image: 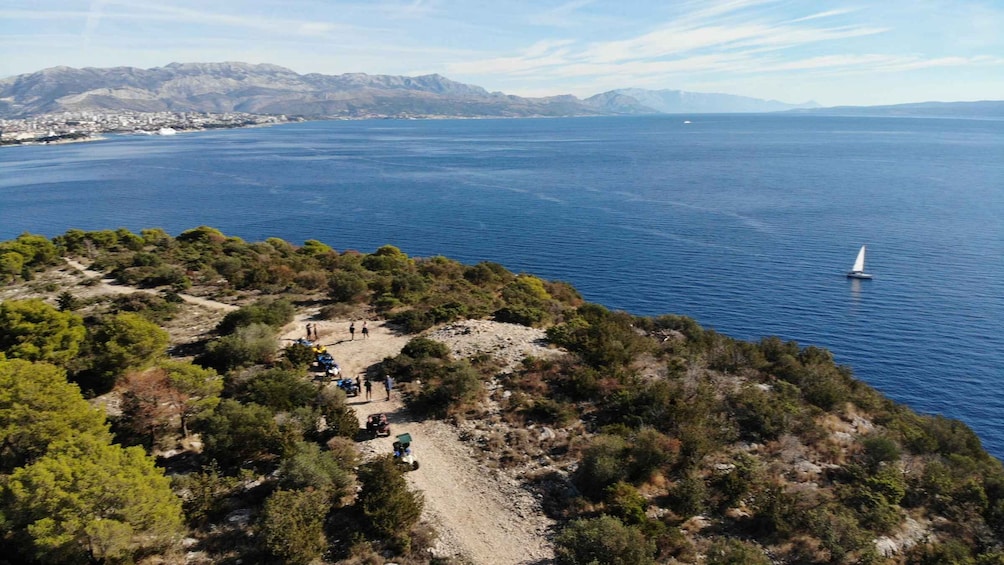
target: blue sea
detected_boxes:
[2,116,1002,457]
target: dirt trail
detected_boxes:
[280,316,555,564]
[63,259,238,312]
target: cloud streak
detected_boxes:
[2,0,1003,104]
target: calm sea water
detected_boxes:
[2,116,1002,457]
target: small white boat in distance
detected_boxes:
[847,245,873,279]
[683,120,692,124]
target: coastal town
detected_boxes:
[0,110,295,145]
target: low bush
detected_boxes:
[201,323,278,371]
[705,538,772,565]
[260,488,330,565]
[356,456,424,551]
[554,514,655,565]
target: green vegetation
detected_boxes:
[0,299,86,366]
[3,226,1004,564]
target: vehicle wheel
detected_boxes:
[412,461,420,471]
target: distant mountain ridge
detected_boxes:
[0,62,594,119]
[0,62,817,119]
[786,100,1004,119]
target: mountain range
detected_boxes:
[0,62,814,119]
[2,62,999,120]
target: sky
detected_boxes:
[2,0,1003,106]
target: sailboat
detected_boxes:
[847,245,873,279]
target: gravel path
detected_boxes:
[64,258,238,312]
[281,316,556,564]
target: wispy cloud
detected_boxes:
[2,0,1003,104]
[82,0,107,45]
[528,0,595,27]
[442,0,1004,99]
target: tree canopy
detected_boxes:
[0,358,108,473]
[0,299,86,366]
[6,434,183,564]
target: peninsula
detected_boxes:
[2,226,1003,564]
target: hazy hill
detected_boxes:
[586,87,819,114]
[787,99,1004,119]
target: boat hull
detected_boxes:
[847,272,873,279]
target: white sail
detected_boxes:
[852,246,866,273]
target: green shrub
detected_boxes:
[216,298,294,335]
[243,368,316,411]
[904,539,975,565]
[671,471,707,517]
[174,460,239,526]
[493,305,547,327]
[751,484,804,537]
[282,341,316,368]
[389,308,436,333]
[201,323,278,371]
[196,400,282,468]
[605,482,647,524]
[729,383,800,442]
[260,488,330,565]
[410,360,483,418]
[576,434,630,500]
[841,484,902,533]
[279,441,353,502]
[806,504,872,562]
[712,453,760,509]
[627,428,679,481]
[554,514,655,565]
[705,538,772,565]
[328,270,368,303]
[316,386,359,439]
[401,337,451,360]
[464,261,511,285]
[110,292,180,323]
[357,456,424,548]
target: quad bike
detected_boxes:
[393,433,420,471]
[317,352,340,378]
[366,413,391,437]
[336,378,359,396]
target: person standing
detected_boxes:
[364,378,372,401]
[305,323,312,340]
[361,321,369,339]
[349,321,355,341]
[384,374,393,401]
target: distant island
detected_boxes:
[787,99,1004,119]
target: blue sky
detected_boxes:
[2,0,1003,106]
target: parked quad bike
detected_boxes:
[393,433,419,471]
[366,413,390,437]
[336,378,360,396]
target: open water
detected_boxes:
[2,116,1002,457]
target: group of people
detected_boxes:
[305,320,370,342]
[348,320,369,340]
[360,374,394,401]
[303,320,390,400]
